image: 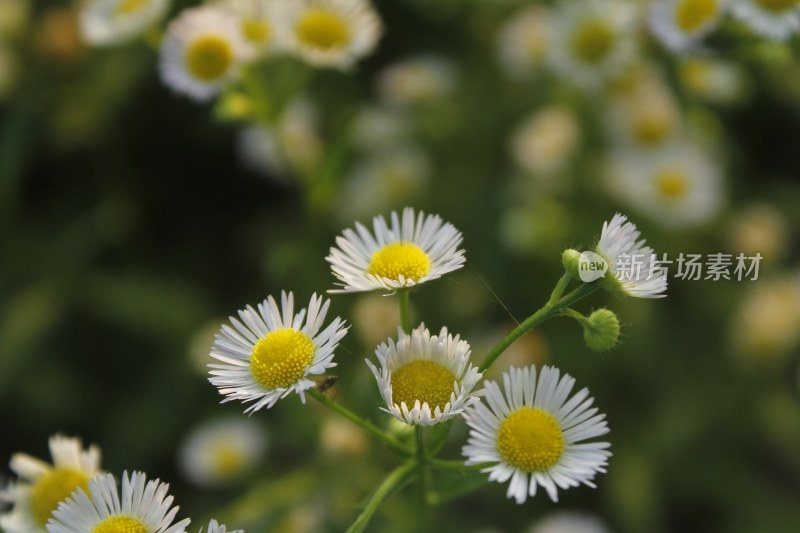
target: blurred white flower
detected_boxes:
[550,0,637,89]
[350,105,411,152]
[1,435,101,533]
[215,0,287,60]
[678,56,749,103]
[730,0,800,40]
[511,106,580,176]
[726,203,789,263]
[350,293,401,348]
[649,0,727,52]
[238,124,290,180]
[79,0,171,46]
[376,56,457,106]
[496,7,552,79]
[160,7,247,101]
[277,0,382,69]
[179,417,267,488]
[606,143,724,227]
[319,416,369,456]
[527,511,610,533]
[605,76,680,148]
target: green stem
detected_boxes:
[427,458,486,472]
[478,281,601,373]
[345,461,417,533]
[415,426,429,511]
[548,271,572,305]
[398,290,411,334]
[307,389,410,456]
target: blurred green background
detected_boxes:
[2,1,800,532]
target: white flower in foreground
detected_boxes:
[606,143,723,227]
[178,417,267,488]
[462,365,611,504]
[160,7,246,101]
[216,0,285,59]
[550,0,636,88]
[731,0,800,40]
[497,7,552,80]
[595,213,668,298]
[209,292,348,413]
[278,0,382,69]
[367,324,483,426]
[79,0,170,46]
[326,207,465,293]
[47,471,190,533]
[649,0,727,52]
[527,511,610,533]
[203,519,242,533]
[0,435,101,533]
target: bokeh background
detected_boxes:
[2,0,800,532]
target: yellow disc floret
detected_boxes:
[633,110,672,145]
[212,441,246,478]
[570,19,616,65]
[250,328,316,389]
[655,168,690,199]
[31,468,91,526]
[92,515,149,533]
[675,0,719,32]
[296,10,350,50]
[756,0,799,14]
[368,242,431,283]
[242,19,270,44]
[186,36,234,81]
[391,360,456,411]
[497,407,565,472]
[116,0,149,15]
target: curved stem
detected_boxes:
[307,389,410,456]
[345,461,417,533]
[398,290,411,334]
[478,281,601,373]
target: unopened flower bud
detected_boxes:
[582,308,620,352]
[562,248,581,278]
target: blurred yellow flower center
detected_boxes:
[391,360,456,411]
[756,0,799,13]
[655,168,691,199]
[368,242,431,282]
[116,0,148,15]
[186,36,233,81]
[497,407,564,472]
[570,19,616,65]
[242,19,270,44]
[92,515,149,533]
[296,10,350,50]
[31,468,91,526]
[212,441,246,477]
[675,0,719,32]
[633,112,671,145]
[250,328,315,389]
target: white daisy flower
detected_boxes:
[78,0,170,46]
[496,7,552,80]
[730,0,800,40]
[550,0,636,89]
[375,56,457,106]
[649,0,728,52]
[208,291,348,413]
[277,0,382,70]
[160,7,246,102]
[203,519,242,533]
[366,324,483,426]
[215,0,286,60]
[178,417,267,488]
[326,207,466,293]
[595,213,668,298]
[1,435,101,533]
[462,365,611,504]
[511,106,580,177]
[606,143,724,227]
[604,77,680,148]
[47,471,190,533]
[678,56,749,104]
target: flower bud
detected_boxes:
[562,248,581,278]
[582,308,620,352]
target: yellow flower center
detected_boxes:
[391,360,456,411]
[675,0,719,32]
[655,168,691,199]
[368,242,431,282]
[116,0,149,15]
[755,0,799,13]
[92,515,149,533]
[186,36,234,82]
[242,19,270,44]
[296,10,350,50]
[250,328,315,389]
[570,19,616,65]
[31,468,91,526]
[633,111,672,145]
[212,441,246,478]
[497,407,565,472]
